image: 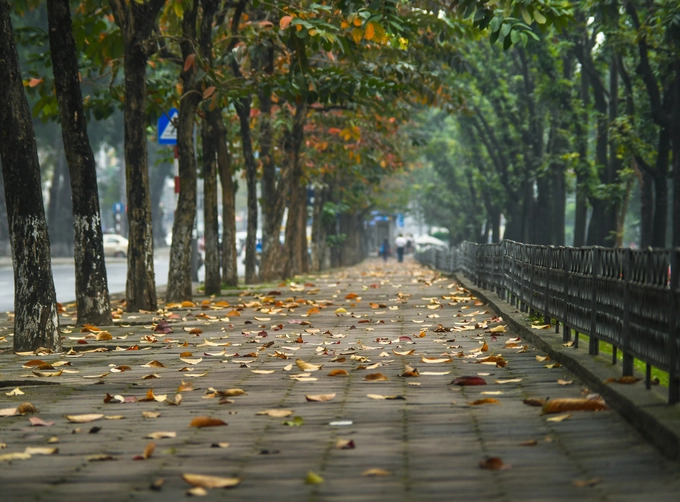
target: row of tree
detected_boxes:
[1,0,567,351]
[412,0,680,250]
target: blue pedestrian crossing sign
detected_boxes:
[157,108,178,145]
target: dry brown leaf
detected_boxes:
[557,379,573,385]
[421,356,452,364]
[518,439,538,446]
[17,403,37,414]
[65,414,103,423]
[327,369,348,377]
[467,398,500,406]
[305,393,336,402]
[451,376,486,386]
[392,349,415,356]
[489,325,506,333]
[0,452,32,461]
[256,409,293,418]
[143,411,161,419]
[181,474,240,489]
[335,439,355,449]
[5,387,24,396]
[217,389,246,397]
[143,360,166,368]
[364,373,389,381]
[542,398,608,414]
[604,376,641,384]
[523,398,546,407]
[189,416,227,428]
[143,442,155,459]
[479,457,508,470]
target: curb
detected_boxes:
[453,272,680,461]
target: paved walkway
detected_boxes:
[0,257,679,501]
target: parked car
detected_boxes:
[103,234,129,258]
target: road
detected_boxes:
[0,253,246,312]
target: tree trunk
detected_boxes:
[282,102,308,278]
[0,167,9,256]
[640,169,654,248]
[47,0,112,325]
[672,61,680,248]
[234,97,258,284]
[310,185,328,271]
[167,1,200,302]
[214,113,238,286]
[0,0,61,351]
[202,116,221,295]
[109,0,165,311]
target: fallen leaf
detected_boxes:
[29,417,54,427]
[296,359,322,371]
[479,457,508,470]
[362,468,390,477]
[87,454,116,461]
[451,376,486,386]
[546,413,572,422]
[256,409,293,418]
[23,447,58,455]
[189,417,227,428]
[393,349,415,356]
[327,369,348,377]
[147,431,176,439]
[282,416,304,426]
[495,378,522,384]
[305,471,324,484]
[143,411,161,419]
[421,356,452,364]
[604,376,641,384]
[187,487,208,496]
[66,414,104,423]
[518,439,538,446]
[335,438,355,449]
[364,373,389,381]
[143,360,166,368]
[211,442,230,448]
[216,389,246,397]
[32,369,63,377]
[305,393,336,402]
[0,452,32,461]
[545,363,561,369]
[467,398,500,406]
[0,408,17,417]
[5,387,24,396]
[531,324,551,330]
[181,473,240,489]
[251,370,275,375]
[17,403,37,414]
[542,398,608,414]
[572,477,602,487]
[489,325,506,333]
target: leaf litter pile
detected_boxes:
[0,258,663,499]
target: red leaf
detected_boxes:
[183,54,196,72]
[451,376,487,386]
[279,15,293,30]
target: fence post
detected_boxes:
[589,248,601,356]
[669,250,679,404]
[562,247,571,342]
[621,249,634,376]
[529,246,536,316]
[545,247,552,327]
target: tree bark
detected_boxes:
[282,102,308,278]
[202,116,221,295]
[0,0,61,352]
[0,167,8,256]
[109,0,164,312]
[167,0,200,303]
[310,184,328,271]
[47,0,112,326]
[214,114,238,286]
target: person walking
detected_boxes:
[380,238,390,262]
[395,233,407,263]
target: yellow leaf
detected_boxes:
[181,474,240,489]
[279,15,293,30]
[364,22,375,40]
[352,27,363,43]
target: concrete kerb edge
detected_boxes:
[446,271,680,461]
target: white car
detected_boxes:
[103,234,128,258]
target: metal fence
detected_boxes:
[416,241,680,405]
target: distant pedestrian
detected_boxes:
[395,233,407,263]
[380,238,390,262]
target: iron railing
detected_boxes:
[416,241,680,405]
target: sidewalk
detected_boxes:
[0,257,678,501]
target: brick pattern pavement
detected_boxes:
[0,257,678,501]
